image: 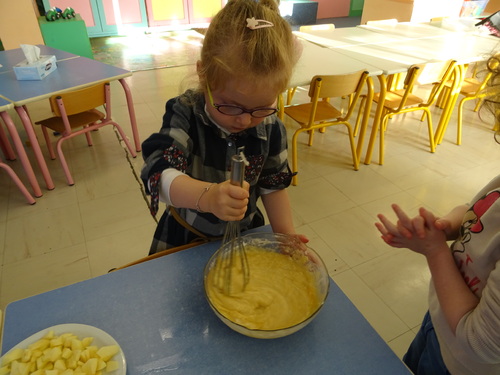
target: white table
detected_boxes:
[297,23,500,163]
[359,21,457,39]
[293,27,408,48]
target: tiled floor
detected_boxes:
[1,30,500,362]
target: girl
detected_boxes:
[141,0,305,253]
[375,53,500,375]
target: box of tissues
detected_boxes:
[13,45,57,81]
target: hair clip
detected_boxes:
[246,17,274,30]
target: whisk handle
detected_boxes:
[230,148,246,187]
[230,155,245,187]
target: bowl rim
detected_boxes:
[203,232,330,336]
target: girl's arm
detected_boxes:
[376,205,479,333]
[169,175,249,221]
[434,204,469,240]
[261,189,308,243]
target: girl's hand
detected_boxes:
[206,180,249,221]
[288,233,309,244]
[375,204,448,256]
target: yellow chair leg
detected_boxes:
[457,97,468,145]
[423,109,435,153]
[308,129,315,146]
[379,115,389,165]
[346,125,360,170]
[354,96,366,137]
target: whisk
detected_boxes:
[213,147,250,295]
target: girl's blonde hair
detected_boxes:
[198,0,300,94]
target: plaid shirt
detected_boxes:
[141,89,294,253]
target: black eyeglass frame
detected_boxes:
[206,83,278,118]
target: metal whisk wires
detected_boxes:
[214,147,250,295]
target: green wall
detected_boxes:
[350,0,364,17]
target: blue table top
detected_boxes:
[0,45,77,73]
[0,55,131,105]
[0,97,12,111]
[1,230,411,374]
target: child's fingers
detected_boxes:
[392,204,412,229]
[419,207,437,226]
[396,220,413,239]
[411,215,426,238]
[376,214,399,236]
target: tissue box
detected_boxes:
[13,55,57,81]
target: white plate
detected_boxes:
[1,323,126,374]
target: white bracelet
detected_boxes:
[195,183,215,213]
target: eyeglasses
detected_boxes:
[206,84,278,118]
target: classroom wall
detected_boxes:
[485,0,500,13]
[361,0,464,24]
[0,0,44,50]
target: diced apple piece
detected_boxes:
[29,339,50,352]
[81,358,98,375]
[86,346,98,358]
[54,358,67,371]
[71,339,83,351]
[105,360,119,373]
[1,348,24,366]
[96,359,106,371]
[44,331,56,340]
[36,355,49,370]
[21,349,32,363]
[48,347,63,363]
[32,349,43,360]
[81,337,94,348]
[96,346,119,362]
[0,365,10,375]
[50,336,64,347]
[62,347,73,360]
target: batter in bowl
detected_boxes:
[206,246,322,330]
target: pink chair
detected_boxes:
[35,82,137,186]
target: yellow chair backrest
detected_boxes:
[50,82,108,117]
[308,70,369,119]
[308,71,367,99]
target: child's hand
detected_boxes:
[288,233,309,244]
[207,180,249,221]
[375,204,448,256]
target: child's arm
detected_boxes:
[169,174,249,221]
[261,189,309,243]
[376,205,479,333]
[433,204,469,240]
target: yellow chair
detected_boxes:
[361,60,455,165]
[284,70,369,185]
[35,82,137,186]
[437,61,497,145]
